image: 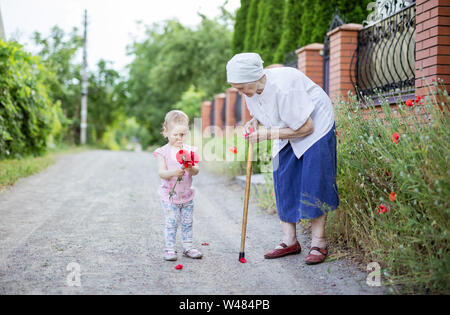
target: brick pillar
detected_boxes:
[296,43,324,88]
[214,93,225,131]
[225,88,237,127]
[415,0,450,98]
[241,97,252,125]
[201,101,212,137]
[327,23,363,101]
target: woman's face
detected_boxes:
[166,123,189,148]
[231,75,266,97]
[231,82,258,97]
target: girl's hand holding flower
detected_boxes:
[173,168,185,178]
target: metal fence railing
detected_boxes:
[353,2,416,99]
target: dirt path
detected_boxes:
[0,150,386,294]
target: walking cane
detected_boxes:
[239,138,253,262]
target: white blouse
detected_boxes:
[244,67,335,159]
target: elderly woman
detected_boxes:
[226,53,339,265]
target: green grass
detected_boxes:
[327,81,450,294]
[0,144,90,191]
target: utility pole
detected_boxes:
[0,4,6,40]
[80,9,88,145]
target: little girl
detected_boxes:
[153,110,202,261]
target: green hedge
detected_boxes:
[233,0,373,65]
[0,40,63,159]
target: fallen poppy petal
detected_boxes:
[201,243,210,246]
[175,264,183,270]
[239,258,247,264]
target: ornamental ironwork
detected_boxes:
[363,0,415,26]
[353,2,416,98]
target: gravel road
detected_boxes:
[0,150,386,294]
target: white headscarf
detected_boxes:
[226,53,264,84]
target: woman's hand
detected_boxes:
[243,117,259,136]
[246,128,271,144]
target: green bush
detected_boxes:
[329,82,449,293]
[0,40,63,159]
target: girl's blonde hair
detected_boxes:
[162,110,189,138]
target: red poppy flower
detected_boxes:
[175,264,183,270]
[415,96,422,104]
[389,192,396,202]
[377,204,389,214]
[177,150,199,168]
[176,150,190,165]
[239,257,247,264]
[405,99,413,107]
[391,133,400,144]
[229,146,238,154]
[190,151,199,166]
[244,127,254,138]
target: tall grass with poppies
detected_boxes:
[191,127,273,178]
[327,80,449,293]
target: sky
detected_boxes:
[0,0,240,74]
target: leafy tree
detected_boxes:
[337,0,373,24]
[127,16,233,145]
[274,0,304,64]
[256,0,286,65]
[173,86,206,122]
[32,26,83,144]
[251,0,266,53]
[298,0,316,47]
[231,0,251,55]
[0,40,63,158]
[87,60,125,143]
[243,0,260,51]
[311,1,336,43]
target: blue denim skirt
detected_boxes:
[273,124,339,222]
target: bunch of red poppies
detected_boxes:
[176,150,199,168]
[169,150,200,202]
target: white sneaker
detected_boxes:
[183,248,203,259]
[164,250,177,261]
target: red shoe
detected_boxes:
[264,241,301,259]
[305,247,328,265]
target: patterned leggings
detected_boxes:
[160,199,194,251]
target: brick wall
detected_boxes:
[415,0,450,97]
[327,23,362,101]
[296,43,324,88]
